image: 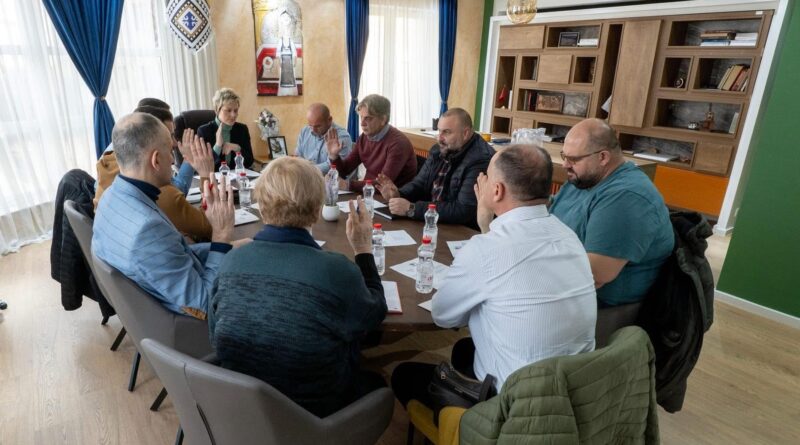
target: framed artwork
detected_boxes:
[253,0,303,96]
[558,31,580,47]
[535,92,565,113]
[268,136,288,159]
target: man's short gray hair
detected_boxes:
[112,112,166,169]
[357,94,391,121]
[494,145,553,202]
[440,108,473,129]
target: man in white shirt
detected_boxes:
[392,145,597,407]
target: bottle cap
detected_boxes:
[373,223,382,229]
[422,237,432,244]
[236,151,241,156]
[428,204,437,209]
[221,161,227,165]
[365,179,373,185]
[239,172,246,176]
[330,163,337,169]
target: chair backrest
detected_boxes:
[174,110,215,166]
[90,252,211,359]
[64,200,96,275]
[140,339,395,445]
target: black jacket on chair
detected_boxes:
[50,169,115,318]
[197,120,254,169]
[637,211,715,413]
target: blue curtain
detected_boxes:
[438,0,457,116]
[42,0,125,158]
[345,0,369,140]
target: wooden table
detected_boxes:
[399,128,657,183]
[233,197,478,332]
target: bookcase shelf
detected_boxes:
[491,10,771,215]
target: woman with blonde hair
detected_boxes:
[208,157,387,417]
[197,87,254,169]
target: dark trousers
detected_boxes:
[391,337,476,408]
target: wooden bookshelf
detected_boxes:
[492,10,773,216]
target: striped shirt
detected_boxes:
[432,205,597,390]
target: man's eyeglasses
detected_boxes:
[560,149,606,164]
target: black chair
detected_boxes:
[173,109,216,165]
[416,154,427,174]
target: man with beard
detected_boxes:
[550,118,673,311]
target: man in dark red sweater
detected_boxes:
[325,94,416,193]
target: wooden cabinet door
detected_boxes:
[511,117,535,133]
[693,141,733,175]
[609,20,661,128]
[500,25,545,50]
[538,55,572,84]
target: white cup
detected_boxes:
[321,205,340,221]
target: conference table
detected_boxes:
[231,194,478,332]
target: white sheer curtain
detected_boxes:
[0,0,218,255]
[360,0,439,129]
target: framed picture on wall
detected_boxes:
[268,136,288,159]
[535,92,565,113]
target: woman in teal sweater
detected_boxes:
[209,157,387,418]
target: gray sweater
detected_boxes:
[209,230,386,417]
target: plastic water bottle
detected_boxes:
[363,179,375,217]
[423,204,439,250]
[234,151,246,182]
[372,223,385,275]
[238,172,251,208]
[325,164,339,204]
[219,161,230,184]
[415,237,435,294]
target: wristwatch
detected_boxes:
[406,203,416,218]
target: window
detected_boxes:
[359,0,440,129]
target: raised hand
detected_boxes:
[345,196,373,255]
[177,128,195,166]
[189,136,215,179]
[325,127,343,160]
[473,172,493,234]
[204,172,235,244]
[375,173,399,199]
[215,123,223,148]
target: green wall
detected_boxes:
[473,0,494,127]
[717,2,800,317]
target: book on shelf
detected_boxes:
[729,40,757,47]
[700,39,731,47]
[722,65,745,90]
[633,152,678,162]
[577,38,599,47]
[730,67,750,92]
[700,30,736,40]
[717,65,749,91]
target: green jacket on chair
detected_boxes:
[459,326,659,444]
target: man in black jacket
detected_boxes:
[376,108,494,229]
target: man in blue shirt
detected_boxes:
[550,118,674,308]
[93,112,236,319]
[295,103,352,174]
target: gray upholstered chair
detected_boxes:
[595,302,644,348]
[63,200,127,352]
[140,338,395,445]
[90,251,213,411]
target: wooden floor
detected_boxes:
[1,236,798,444]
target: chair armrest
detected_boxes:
[438,407,467,445]
[319,388,394,444]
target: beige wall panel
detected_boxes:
[448,0,486,118]
[609,20,660,128]
[499,25,545,50]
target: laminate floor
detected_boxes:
[0,236,798,444]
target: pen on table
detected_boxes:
[374,209,393,220]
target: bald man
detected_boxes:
[550,118,673,310]
[295,103,352,174]
[392,145,596,406]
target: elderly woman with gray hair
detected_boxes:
[208,157,387,418]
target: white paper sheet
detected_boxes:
[338,190,354,195]
[382,281,402,313]
[186,192,202,204]
[421,129,439,137]
[447,240,469,258]
[418,299,432,312]
[337,200,387,213]
[245,168,261,178]
[390,258,449,290]
[383,230,416,247]
[234,208,259,226]
[249,202,260,210]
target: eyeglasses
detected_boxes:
[560,149,606,164]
